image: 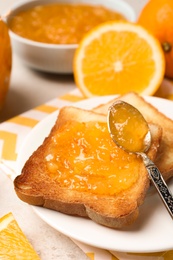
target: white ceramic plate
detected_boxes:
[17,95,173,253]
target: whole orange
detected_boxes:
[138,0,173,78]
[0,18,12,109]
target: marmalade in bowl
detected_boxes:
[44,121,143,196]
[8,3,125,44]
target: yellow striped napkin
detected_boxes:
[0,83,173,260]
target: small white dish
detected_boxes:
[4,0,136,74]
[17,95,173,253]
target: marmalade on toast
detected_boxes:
[44,121,143,195]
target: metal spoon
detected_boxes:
[107,100,173,219]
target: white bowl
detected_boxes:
[4,0,136,74]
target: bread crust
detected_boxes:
[14,105,162,229]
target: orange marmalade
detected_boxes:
[44,121,143,196]
[8,3,125,44]
[109,102,149,153]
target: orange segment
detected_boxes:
[73,21,165,97]
[0,212,40,259]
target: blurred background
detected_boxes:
[0,0,149,122]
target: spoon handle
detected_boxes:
[142,154,173,219]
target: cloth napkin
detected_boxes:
[0,79,173,260]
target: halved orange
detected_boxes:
[73,21,165,97]
[0,212,40,259]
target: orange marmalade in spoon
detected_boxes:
[108,101,150,153]
[45,120,143,195]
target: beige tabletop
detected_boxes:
[0,1,152,260]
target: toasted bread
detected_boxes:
[94,92,173,181]
[14,106,162,229]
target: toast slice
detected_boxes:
[14,106,162,229]
[94,92,173,181]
